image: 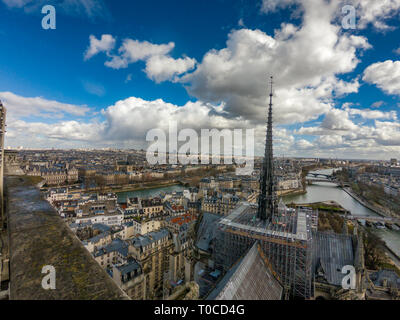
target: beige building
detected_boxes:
[164,214,196,285]
[93,238,129,270]
[27,166,78,186]
[201,194,240,216]
[141,198,163,216]
[277,177,300,190]
[128,229,173,299]
[115,220,161,239]
[113,261,146,300]
[84,232,112,253]
[133,219,161,235]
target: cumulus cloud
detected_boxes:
[84,34,116,60]
[261,0,297,13]
[5,94,255,149]
[351,0,400,30]
[363,60,400,96]
[105,39,175,69]
[374,121,400,146]
[261,0,400,30]
[6,0,400,159]
[295,139,313,150]
[321,108,358,131]
[145,55,196,83]
[295,103,400,158]
[0,91,90,121]
[181,0,370,125]
[101,97,250,142]
[298,104,397,134]
[11,119,102,141]
[346,107,397,121]
[84,35,197,82]
[4,90,400,159]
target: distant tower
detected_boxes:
[257,76,276,221]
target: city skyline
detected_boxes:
[1,0,400,160]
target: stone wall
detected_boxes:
[5,176,129,300]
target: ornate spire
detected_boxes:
[257,76,276,221]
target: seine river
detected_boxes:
[283,168,377,217]
[283,168,400,258]
[117,184,185,203]
[116,169,400,258]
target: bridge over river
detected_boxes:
[305,173,352,187]
[346,215,400,225]
[306,172,338,184]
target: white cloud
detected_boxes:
[346,107,397,121]
[4,91,400,159]
[145,55,196,83]
[0,91,90,121]
[101,97,249,142]
[84,34,116,60]
[86,35,197,82]
[374,121,400,146]
[2,0,109,19]
[261,0,297,13]
[294,104,400,158]
[181,0,370,125]
[105,39,175,69]
[2,0,31,7]
[317,134,344,148]
[351,0,400,30]
[60,0,108,19]
[11,119,102,142]
[295,139,313,150]
[261,0,400,31]
[5,94,253,150]
[5,0,400,159]
[321,108,358,131]
[363,60,400,95]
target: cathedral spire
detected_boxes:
[257,76,276,221]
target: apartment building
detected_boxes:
[128,229,173,298]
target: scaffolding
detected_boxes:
[213,77,314,300]
[214,203,314,299]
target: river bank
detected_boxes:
[116,184,186,203]
[342,187,388,218]
[289,200,349,214]
[59,179,183,195]
[383,244,400,269]
[108,181,182,193]
[284,168,400,265]
[277,188,306,197]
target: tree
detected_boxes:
[363,230,386,270]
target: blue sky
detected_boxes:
[1,0,400,159]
